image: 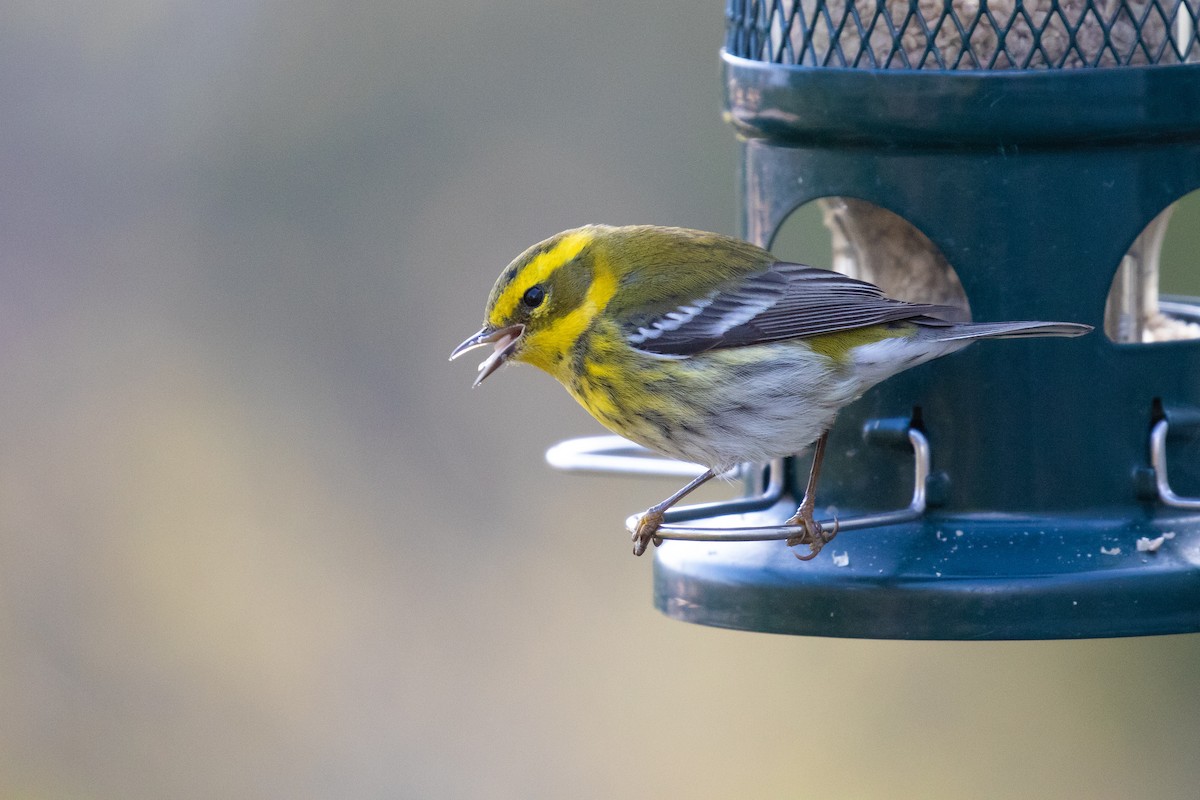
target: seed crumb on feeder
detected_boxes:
[1137,536,1167,553]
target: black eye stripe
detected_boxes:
[522,285,545,308]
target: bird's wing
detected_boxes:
[625,262,962,356]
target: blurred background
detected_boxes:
[3,2,1200,798]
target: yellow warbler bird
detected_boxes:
[451,225,1091,559]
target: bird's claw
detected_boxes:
[632,510,665,556]
[785,509,839,561]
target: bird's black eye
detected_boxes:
[521,285,545,309]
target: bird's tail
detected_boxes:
[918,320,1093,342]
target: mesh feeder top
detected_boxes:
[726,0,1200,69]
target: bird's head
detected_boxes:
[450,225,615,385]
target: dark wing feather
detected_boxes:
[627,262,963,356]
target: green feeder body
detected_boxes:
[650,0,1200,639]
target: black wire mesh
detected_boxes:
[726,0,1200,68]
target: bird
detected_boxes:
[451,224,1092,559]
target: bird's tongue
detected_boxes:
[474,329,521,386]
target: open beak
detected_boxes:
[449,324,525,387]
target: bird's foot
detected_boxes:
[785,506,839,561]
[631,509,665,557]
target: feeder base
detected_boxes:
[653,508,1200,640]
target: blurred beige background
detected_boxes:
[3,3,1200,799]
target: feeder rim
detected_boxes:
[722,51,1200,148]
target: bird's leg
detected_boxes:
[785,431,838,560]
[632,468,718,556]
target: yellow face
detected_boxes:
[451,226,617,386]
[485,228,595,330]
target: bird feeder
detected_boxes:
[550,0,1200,639]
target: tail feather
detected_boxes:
[918,320,1093,342]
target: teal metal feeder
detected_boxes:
[552,0,1200,639]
